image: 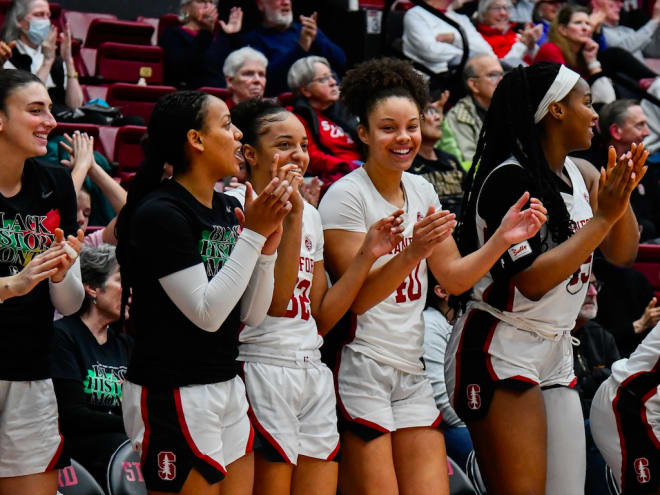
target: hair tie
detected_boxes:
[533,65,580,124]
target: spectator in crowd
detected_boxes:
[509,0,535,23]
[594,256,660,357]
[475,0,542,67]
[590,324,660,495]
[532,0,563,45]
[160,0,243,89]
[243,0,347,97]
[571,272,620,495]
[287,56,360,193]
[445,55,503,164]
[596,100,660,241]
[402,0,496,75]
[223,46,268,109]
[51,244,131,490]
[57,131,128,246]
[533,4,616,104]
[423,275,473,469]
[412,93,466,215]
[596,0,660,61]
[0,0,83,114]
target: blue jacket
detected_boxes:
[242,22,347,96]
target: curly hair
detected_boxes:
[339,58,430,128]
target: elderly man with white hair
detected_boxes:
[223,46,268,108]
[160,0,243,89]
[242,0,346,97]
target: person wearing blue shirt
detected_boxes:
[242,0,346,96]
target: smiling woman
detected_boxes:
[114,90,294,495]
[0,68,84,495]
[318,58,547,495]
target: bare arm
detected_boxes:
[312,213,404,334]
[512,154,641,300]
[87,163,127,213]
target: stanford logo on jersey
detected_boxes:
[634,458,651,484]
[467,384,481,410]
[305,235,313,252]
[157,451,176,481]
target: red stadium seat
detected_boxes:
[106,83,175,122]
[157,13,181,45]
[278,92,294,106]
[84,19,154,49]
[633,243,660,300]
[114,125,147,185]
[95,42,164,83]
[199,87,232,100]
[82,84,109,102]
[136,16,159,45]
[63,10,117,42]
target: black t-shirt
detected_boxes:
[51,316,132,414]
[126,179,244,388]
[0,159,77,381]
[410,151,466,216]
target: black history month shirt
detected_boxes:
[126,179,244,388]
[51,315,131,414]
[0,159,77,381]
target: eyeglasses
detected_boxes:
[470,71,504,82]
[589,280,603,293]
[308,72,337,86]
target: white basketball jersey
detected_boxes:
[319,167,442,374]
[610,325,660,386]
[471,157,594,335]
[225,190,324,365]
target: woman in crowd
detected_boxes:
[287,56,361,194]
[0,68,84,495]
[0,0,83,115]
[229,98,404,495]
[161,0,243,89]
[590,324,659,495]
[115,90,292,494]
[446,61,646,494]
[51,244,131,489]
[223,47,268,109]
[475,0,542,68]
[318,57,547,495]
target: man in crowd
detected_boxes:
[242,0,346,96]
[445,54,503,164]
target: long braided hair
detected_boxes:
[115,90,210,330]
[456,62,574,264]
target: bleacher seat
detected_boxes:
[465,450,486,495]
[199,86,232,101]
[448,456,478,494]
[58,459,105,495]
[84,19,154,49]
[157,13,181,45]
[106,83,175,122]
[136,16,159,45]
[94,42,164,83]
[278,92,294,106]
[633,243,660,299]
[82,84,109,102]
[114,125,146,185]
[64,11,117,42]
[106,439,147,495]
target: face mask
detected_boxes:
[26,18,51,45]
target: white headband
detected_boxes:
[533,65,580,124]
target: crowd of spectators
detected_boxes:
[3,0,659,492]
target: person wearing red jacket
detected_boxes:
[287,55,361,194]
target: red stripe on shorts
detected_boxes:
[246,399,292,464]
[140,386,151,467]
[173,388,227,475]
[44,420,64,472]
[327,440,340,461]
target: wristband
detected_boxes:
[67,71,78,79]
